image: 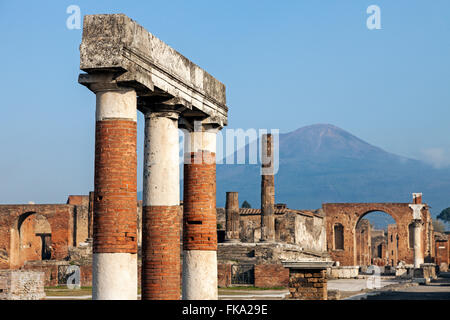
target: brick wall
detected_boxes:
[67,195,89,206]
[217,264,232,287]
[254,264,289,288]
[387,224,399,266]
[435,239,449,271]
[288,269,327,300]
[0,204,74,270]
[356,219,372,266]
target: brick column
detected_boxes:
[225,192,240,242]
[139,101,182,300]
[260,133,275,242]
[80,73,138,300]
[182,123,220,300]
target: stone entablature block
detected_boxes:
[79,14,227,126]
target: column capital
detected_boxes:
[409,203,425,221]
[179,117,224,133]
[78,72,135,94]
[137,96,187,117]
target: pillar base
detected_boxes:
[182,250,218,300]
[92,253,137,300]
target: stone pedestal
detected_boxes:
[283,261,333,300]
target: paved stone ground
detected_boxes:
[45,290,290,300]
[365,272,450,300]
[328,276,403,292]
[44,273,450,300]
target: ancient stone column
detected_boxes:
[79,73,138,300]
[182,123,220,300]
[260,133,275,242]
[139,99,182,300]
[409,193,425,268]
[412,220,424,268]
[225,192,240,242]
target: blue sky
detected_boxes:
[0,1,449,204]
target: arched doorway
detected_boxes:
[323,202,427,266]
[13,212,52,266]
[354,211,396,267]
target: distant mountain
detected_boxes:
[214,124,450,224]
[137,124,450,227]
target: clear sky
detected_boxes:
[0,1,449,204]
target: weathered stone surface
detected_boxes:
[79,14,227,126]
[327,266,359,279]
[0,270,45,300]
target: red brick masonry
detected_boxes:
[323,203,432,266]
[93,120,137,254]
[141,205,181,300]
[255,264,289,288]
[183,151,217,251]
[288,269,327,300]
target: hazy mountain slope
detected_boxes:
[215,124,450,223]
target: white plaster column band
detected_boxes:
[182,250,218,300]
[95,88,137,122]
[143,111,180,207]
[187,130,217,153]
[92,253,137,300]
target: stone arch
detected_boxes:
[323,202,422,266]
[353,209,397,267]
[10,212,52,267]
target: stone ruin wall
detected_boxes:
[216,207,327,253]
[0,270,45,300]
